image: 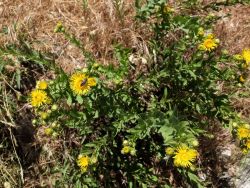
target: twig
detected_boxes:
[9,128,24,185]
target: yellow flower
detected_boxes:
[165,147,175,155]
[239,75,245,83]
[242,48,250,63]
[30,90,51,107]
[237,127,250,139]
[197,27,204,36]
[199,34,219,52]
[36,80,48,90]
[173,145,198,168]
[70,72,97,95]
[245,140,250,149]
[121,146,131,154]
[77,155,89,172]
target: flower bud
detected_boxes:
[130,148,136,156]
[51,104,58,111]
[191,139,199,147]
[123,140,129,146]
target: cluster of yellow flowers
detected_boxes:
[236,123,250,153]
[233,48,250,83]
[30,80,51,107]
[30,73,97,108]
[77,154,97,172]
[166,145,198,169]
[198,33,219,52]
[121,140,136,155]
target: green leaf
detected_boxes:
[187,172,204,188]
[76,95,83,104]
[67,94,73,106]
[158,125,175,143]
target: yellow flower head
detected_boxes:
[77,155,89,172]
[173,145,198,168]
[30,90,51,107]
[70,72,97,95]
[121,146,131,154]
[246,140,250,149]
[242,48,250,63]
[36,80,48,90]
[237,127,250,139]
[199,34,219,52]
[239,75,246,83]
[165,147,175,155]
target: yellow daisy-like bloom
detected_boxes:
[242,48,250,63]
[70,72,97,95]
[165,147,175,155]
[173,145,198,168]
[199,34,219,52]
[30,90,51,107]
[77,155,89,172]
[121,146,131,154]
[36,80,48,90]
[237,127,250,139]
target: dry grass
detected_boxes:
[215,4,250,54]
[0,0,149,73]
